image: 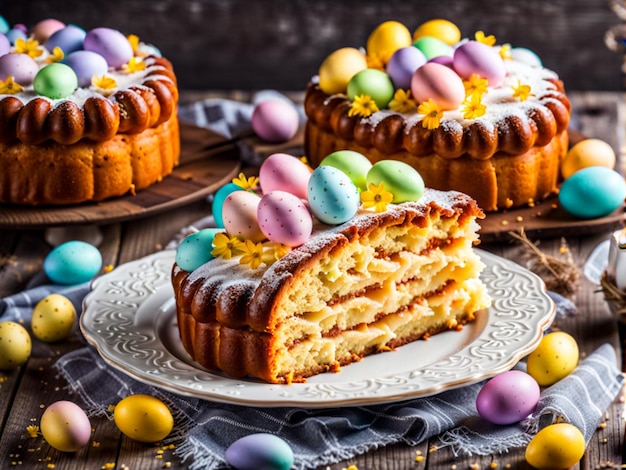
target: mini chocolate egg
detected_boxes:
[413,36,453,60]
[308,166,360,225]
[45,24,86,54]
[33,63,78,99]
[0,32,9,56]
[476,370,540,425]
[347,68,395,109]
[6,28,26,45]
[226,433,294,470]
[526,331,579,386]
[319,149,372,191]
[411,62,465,110]
[366,160,425,203]
[558,166,626,219]
[176,228,224,272]
[0,15,8,34]
[212,182,244,228]
[84,27,133,69]
[510,47,542,67]
[31,293,77,342]
[561,138,616,180]
[251,99,299,143]
[318,47,368,95]
[31,18,65,43]
[62,50,109,87]
[113,394,174,443]
[0,321,31,370]
[387,46,427,91]
[525,423,585,469]
[366,21,412,62]
[453,40,506,86]
[43,240,102,285]
[40,400,91,452]
[222,191,266,242]
[257,191,313,247]
[413,19,461,46]
[259,153,312,200]
[0,53,39,86]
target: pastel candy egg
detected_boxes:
[113,394,173,443]
[0,53,39,86]
[6,28,27,45]
[0,33,10,56]
[413,19,461,46]
[510,47,542,67]
[560,138,616,180]
[212,182,244,228]
[31,18,65,42]
[476,370,540,425]
[40,401,91,452]
[558,166,626,219]
[251,99,299,143]
[453,40,506,86]
[62,50,109,87]
[84,27,133,69]
[525,423,585,470]
[411,62,465,110]
[43,240,102,285]
[222,191,265,242]
[33,63,78,99]
[0,15,8,34]
[413,36,453,60]
[259,153,312,200]
[386,46,427,90]
[31,294,77,342]
[319,149,372,191]
[366,160,424,203]
[366,21,412,62]
[257,191,313,247]
[347,68,395,109]
[175,228,224,272]
[45,24,86,54]
[526,332,579,386]
[226,433,294,470]
[0,321,31,370]
[308,166,360,225]
[318,47,368,95]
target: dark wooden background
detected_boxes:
[2,0,624,92]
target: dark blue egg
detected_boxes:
[46,25,86,54]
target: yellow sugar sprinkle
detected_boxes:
[598,422,607,429]
[416,455,425,462]
[342,466,359,470]
[490,462,498,469]
[104,265,114,273]
[101,463,115,470]
[92,441,101,447]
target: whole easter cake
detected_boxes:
[304,19,571,212]
[171,153,491,384]
[0,18,179,205]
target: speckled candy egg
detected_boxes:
[62,50,109,87]
[84,27,133,69]
[259,153,312,200]
[319,149,372,192]
[558,166,626,219]
[366,21,412,62]
[308,166,360,225]
[411,62,465,110]
[413,36,453,60]
[525,423,585,469]
[176,228,224,272]
[257,191,312,247]
[413,19,461,46]
[226,433,294,470]
[0,53,39,86]
[347,68,395,109]
[43,240,102,285]
[31,293,76,342]
[222,191,265,242]
[366,160,424,203]
[387,46,427,91]
[212,182,244,228]
[476,370,540,425]
[0,32,9,56]
[113,394,173,443]
[31,18,65,43]
[251,100,300,143]
[45,24,86,55]
[33,63,78,99]
[453,40,506,86]
[0,321,31,370]
[318,47,368,95]
[526,332,579,386]
[40,400,91,452]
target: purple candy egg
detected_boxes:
[428,55,454,68]
[386,46,427,90]
[453,40,506,86]
[84,27,133,69]
[0,53,39,85]
[226,433,294,470]
[251,99,299,143]
[63,50,109,87]
[0,33,10,57]
[46,25,86,54]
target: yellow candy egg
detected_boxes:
[40,400,91,452]
[0,321,31,370]
[526,331,579,386]
[318,47,367,95]
[366,21,412,62]
[113,394,174,443]
[413,19,461,46]
[525,423,585,469]
[560,138,616,180]
[31,293,76,342]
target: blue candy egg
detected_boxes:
[558,166,626,219]
[62,50,108,87]
[175,228,223,272]
[212,182,244,228]
[308,166,360,225]
[0,15,8,34]
[6,28,26,45]
[45,24,86,54]
[43,240,102,285]
[225,433,294,470]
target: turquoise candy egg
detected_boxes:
[320,150,372,192]
[0,15,9,34]
[366,160,425,203]
[225,433,294,470]
[308,166,360,225]
[44,241,102,285]
[558,166,626,219]
[212,183,244,228]
[33,63,78,99]
[347,68,395,109]
[414,36,453,60]
[175,228,223,272]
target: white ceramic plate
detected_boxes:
[81,249,555,408]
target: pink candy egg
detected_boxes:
[257,191,313,247]
[453,40,506,86]
[222,191,266,242]
[259,153,311,200]
[251,99,300,143]
[31,18,65,43]
[84,27,133,69]
[0,53,38,85]
[476,370,540,425]
[411,62,465,110]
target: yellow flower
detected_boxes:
[475,31,496,47]
[361,182,394,212]
[122,56,146,73]
[211,232,244,259]
[389,89,416,113]
[239,239,265,269]
[25,424,40,438]
[512,80,533,101]
[349,94,379,118]
[46,46,64,63]
[417,99,443,130]
[0,76,23,94]
[499,44,512,61]
[14,37,43,58]
[264,242,291,264]
[463,74,488,97]
[366,53,386,71]
[232,172,259,191]
[461,93,486,120]
[91,74,118,93]
[127,34,140,55]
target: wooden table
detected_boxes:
[0,91,625,469]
